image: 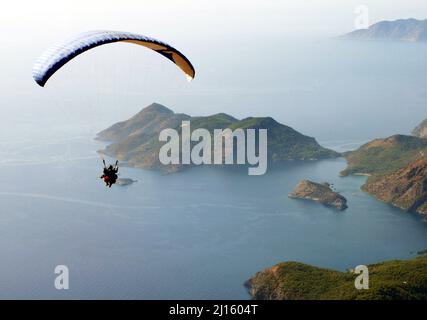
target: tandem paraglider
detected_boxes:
[100,159,119,188]
[32,30,195,189]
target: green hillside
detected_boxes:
[247,254,427,300]
[340,135,427,177]
[97,103,340,172]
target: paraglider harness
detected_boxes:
[100,159,119,188]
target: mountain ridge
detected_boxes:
[96,103,340,172]
[340,134,427,177]
[343,18,427,42]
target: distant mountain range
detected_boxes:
[343,18,427,42]
[96,103,339,172]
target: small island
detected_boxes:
[116,178,137,186]
[289,180,348,211]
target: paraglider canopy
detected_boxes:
[32,30,195,87]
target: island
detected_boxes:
[289,180,348,211]
[245,254,427,300]
[342,18,427,42]
[340,133,427,215]
[96,103,340,173]
[116,178,137,186]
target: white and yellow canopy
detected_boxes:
[32,30,195,87]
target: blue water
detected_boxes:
[1,36,427,298]
[0,130,426,299]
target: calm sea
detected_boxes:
[1,39,427,298]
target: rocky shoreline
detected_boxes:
[362,157,427,215]
[339,133,427,215]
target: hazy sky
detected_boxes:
[1,1,427,142]
[2,0,427,43]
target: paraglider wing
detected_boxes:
[32,30,195,87]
